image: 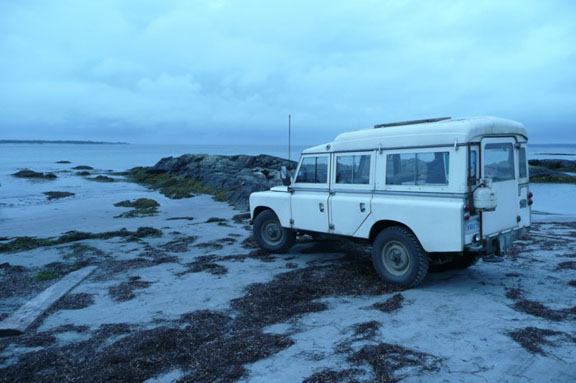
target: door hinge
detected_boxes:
[329,224,335,231]
[290,218,294,225]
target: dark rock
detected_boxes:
[56,160,71,164]
[76,171,91,176]
[72,165,94,170]
[131,154,297,209]
[44,191,75,200]
[12,169,57,179]
[529,159,576,172]
[86,175,115,182]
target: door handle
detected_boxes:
[319,202,325,212]
[360,202,366,212]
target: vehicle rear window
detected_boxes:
[295,156,328,183]
[336,154,371,184]
[484,143,515,181]
[386,152,449,185]
[470,150,477,180]
[519,147,528,179]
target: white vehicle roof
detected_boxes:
[302,116,527,154]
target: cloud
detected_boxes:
[0,0,575,143]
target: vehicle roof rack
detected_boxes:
[373,117,451,129]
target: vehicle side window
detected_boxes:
[336,154,371,184]
[295,156,328,183]
[519,147,527,179]
[484,143,515,181]
[386,152,449,185]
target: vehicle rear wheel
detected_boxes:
[253,210,295,253]
[372,227,429,288]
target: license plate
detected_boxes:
[465,217,480,234]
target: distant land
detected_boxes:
[0,140,128,145]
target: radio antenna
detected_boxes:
[288,114,291,162]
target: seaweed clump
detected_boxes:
[114,198,159,218]
[0,227,162,254]
[371,293,404,313]
[43,191,75,200]
[0,310,294,383]
[508,327,576,355]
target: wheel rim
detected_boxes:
[381,240,411,276]
[261,219,284,246]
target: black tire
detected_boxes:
[372,226,429,288]
[253,210,296,253]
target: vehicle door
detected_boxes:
[481,137,519,234]
[517,144,531,228]
[329,152,374,236]
[290,154,330,233]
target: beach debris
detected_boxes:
[508,327,576,355]
[0,227,163,253]
[177,255,228,276]
[43,191,75,200]
[0,266,97,336]
[370,293,404,313]
[206,217,227,223]
[556,261,576,270]
[51,293,95,311]
[195,241,224,250]
[232,213,251,223]
[160,236,198,252]
[12,169,57,179]
[505,288,573,321]
[166,216,195,221]
[108,276,152,302]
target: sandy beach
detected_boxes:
[0,155,575,382]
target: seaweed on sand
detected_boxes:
[0,227,162,254]
[177,255,228,276]
[160,236,198,252]
[506,288,573,321]
[231,253,401,327]
[108,276,152,302]
[508,327,576,355]
[347,343,442,382]
[0,310,294,383]
[43,191,75,200]
[114,198,160,218]
[370,293,404,313]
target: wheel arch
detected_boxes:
[369,220,417,243]
[252,206,274,220]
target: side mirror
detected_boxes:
[280,166,291,186]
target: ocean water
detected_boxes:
[0,143,575,216]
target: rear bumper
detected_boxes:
[465,226,529,255]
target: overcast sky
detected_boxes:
[1,0,575,145]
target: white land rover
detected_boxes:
[249,116,531,287]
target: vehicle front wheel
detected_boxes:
[253,210,296,253]
[372,227,429,288]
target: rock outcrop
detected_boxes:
[12,170,57,179]
[134,154,297,209]
[529,159,576,183]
